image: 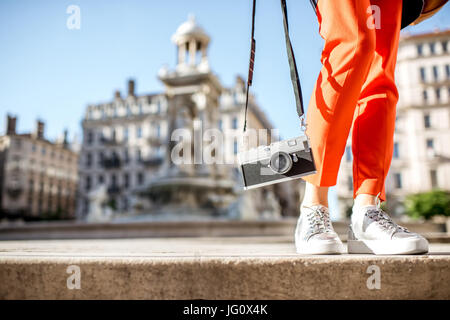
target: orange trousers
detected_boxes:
[302,0,403,202]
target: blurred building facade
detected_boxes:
[0,116,78,220]
[337,29,450,219]
[77,16,301,220]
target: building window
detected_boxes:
[422,90,428,103]
[156,101,161,114]
[124,149,129,163]
[137,126,142,138]
[122,197,129,210]
[430,169,438,188]
[124,128,129,142]
[85,176,91,191]
[423,113,431,129]
[233,141,238,155]
[345,146,352,162]
[12,138,21,149]
[432,66,438,81]
[110,174,117,189]
[86,152,92,167]
[98,175,104,184]
[156,124,161,138]
[138,103,143,115]
[442,41,448,53]
[137,172,144,185]
[394,173,402,189]
[417,44,423,56]
[98,151,104,165]
[136,149,141,162]
[429,42,436,55]
[41,147,46,155]
[126,104,132,116]
[124,173,129,189]
[435,88,441,102]
[84,198,90,216]
[419,67,426,82]
[426,138,434,150]
[32,144,36,152]
[231,117,238,130]
[28,179,34,210]
[393,142,399,159]
[99,131,104,143]
[218,119,223,130]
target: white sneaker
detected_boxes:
[295,205,344,254]
[349,204,429,255]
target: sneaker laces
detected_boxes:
[305,206,333,234]
[366,193,409,233]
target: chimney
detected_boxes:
[6,115,17,135]
[114,90,121,99]
[127,79,135,97]
[63,129,69,147]
[236,75,245,86]
[34,120,45,139]
[236,75,245,92]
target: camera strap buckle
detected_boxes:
[300,117,307,133]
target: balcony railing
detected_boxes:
[140,156,164,167]
[100,137,121,146]
[107,185,121,195]
[102,157,121,169]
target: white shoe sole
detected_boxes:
[348,238,429,255]
[296,240,345,255]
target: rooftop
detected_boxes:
[401,28,450,41]
[171,15,210,45]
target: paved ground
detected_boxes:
[0,236,449,257]
[0,237,449,299]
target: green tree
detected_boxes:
[404,190,450,220]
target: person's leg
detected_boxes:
[351,0,402,205]
[297,0,376,254]
[301,0,375,207]
[348,0,428,255]
[302,184,329,207]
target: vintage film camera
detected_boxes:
[238,135,316,190]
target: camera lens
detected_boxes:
[269,152,292,174]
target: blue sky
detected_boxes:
[1,0,449,218]
[2,0,448,140]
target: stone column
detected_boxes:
[177,43,185,66]
[165,94,177,172]
[201,45,207,63]
[189,39,197,66]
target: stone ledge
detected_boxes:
[0,218,446,240]
[0,237,449,299]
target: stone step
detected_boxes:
[0,218,447,240]
[0,237,449,299]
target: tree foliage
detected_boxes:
[405,190,450,220]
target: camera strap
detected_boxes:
[243,0,305,132]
